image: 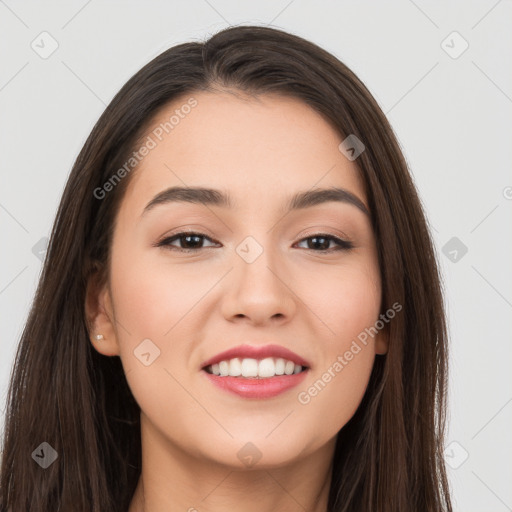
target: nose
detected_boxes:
[220,243,297,326]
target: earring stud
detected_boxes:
[95,334,104,341]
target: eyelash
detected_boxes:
[155,231,354,253]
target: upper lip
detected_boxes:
[200,344,311,370]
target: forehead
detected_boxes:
[121,90,367,217]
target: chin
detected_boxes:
[198,433,311,470]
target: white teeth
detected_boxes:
[284,360,295,375]
[258,357,276,378]
[228,357,242,377]
[275,358,285,375]
[206,357,306,378]
[219,360,229,376]
[241,358,258,377]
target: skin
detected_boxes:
[86,90,388,512]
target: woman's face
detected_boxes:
[89,90,388,468]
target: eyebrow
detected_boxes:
[141,186,370,217]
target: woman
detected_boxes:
[0,25,453,511]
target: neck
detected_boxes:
[128,416,335,512]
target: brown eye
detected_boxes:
[156,232,219,252]
[295,234,354,252]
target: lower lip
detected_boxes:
[201,369,309,399]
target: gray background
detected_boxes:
[1,1,511,510]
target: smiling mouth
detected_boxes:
[203,356,308,379]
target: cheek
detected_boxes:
[296,255,381,346]
[109,246,211,342]
[108,246,222,395]
[108,249,213,451]
[294,259,380,429]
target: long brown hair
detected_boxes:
[0,25,452,511]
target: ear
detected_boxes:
[84,264,121,357]
[374,321,389,355]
